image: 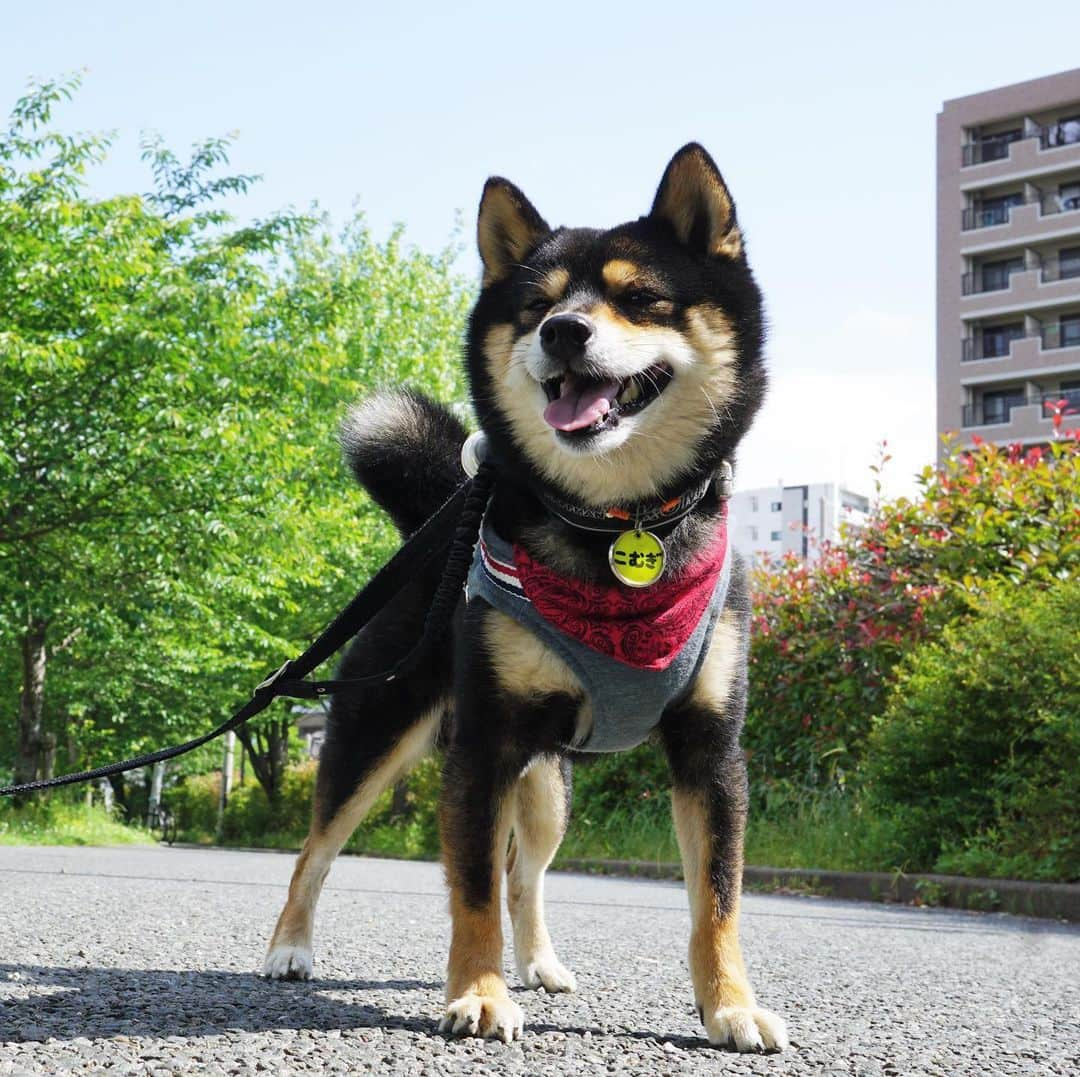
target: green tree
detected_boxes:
[0,76,471,803]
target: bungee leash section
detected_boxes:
[0,461,497,799]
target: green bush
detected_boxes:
[746,437,1080,791]
[169,772,224,841]
[171,756,442,858]
[862,579,1080,881]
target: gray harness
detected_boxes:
[467,520,731,753]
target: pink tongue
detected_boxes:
[543,374,621,432]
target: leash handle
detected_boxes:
[0,469,495,799]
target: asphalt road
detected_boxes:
[0,846,1077,1075]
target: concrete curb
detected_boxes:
[556,858,1080,922]
[168,844,1079,922]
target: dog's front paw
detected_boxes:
[263,943,313,981]
[439,993,524,1042]
[704,1006,788,1052]
[518,950,576,993]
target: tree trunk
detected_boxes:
[14,619,48,795]
[389,779,409,819]
[40,733,57,781]
[237,711,291,807]
[107,772,129,818]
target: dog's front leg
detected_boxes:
[662,612,789,1053]
[438,739,523,1043]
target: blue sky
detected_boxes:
[4,1,1080,496]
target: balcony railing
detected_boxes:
[961,188,1080,230]
[962,203,1015,230]
[1043,323,1080,350]
[962,121,1080,168]
[961,332,1027,361]
[962,398,1026,426]
[962,260,1028,296]
[1040,255,1080,283]
[962,135,1021,167]
[1039,122,1080,151]
[1041,190,1080,216]
[1042,387,1080,411]
[962,388,1080,427]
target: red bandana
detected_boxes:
[511,511,729,672]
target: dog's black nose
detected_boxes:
[539,313,594,361]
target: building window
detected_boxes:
[973,191,1023,227]
[1059,246,1080,281]
[981,387,1027,425]
[1059,181,1080,212]
[770,501,782,512]
[1045,114,1080,148]
[770,531,782,542]
[748,526,758,542]
[749,495,758,513]
[980,257,1024,292]
[969,127,1022,164]
[981,322,1024,358]
[1062,315,1080,348]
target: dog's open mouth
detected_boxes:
[541,363,673,437]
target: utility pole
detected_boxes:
[217,730,236,833]
[147,760,166,827]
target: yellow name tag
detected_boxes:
[608,529,666,587]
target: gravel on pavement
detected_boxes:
[1,845,1078,1075]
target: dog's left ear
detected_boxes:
[649,143,742,259]
[477,178,550,287]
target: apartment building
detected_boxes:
[729,483,870,566]
[937,68,1080,454]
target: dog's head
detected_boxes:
[466,143,766,508]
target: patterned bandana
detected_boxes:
[479,510,729,672]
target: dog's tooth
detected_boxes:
[619,380,641,405]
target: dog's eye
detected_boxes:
[524,296,551,313]
[622,288,666,307]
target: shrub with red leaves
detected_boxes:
[745,437,1079,790]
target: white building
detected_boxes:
[729,482,870,565]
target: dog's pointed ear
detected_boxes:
[477,178,550,286]
[649,144,742,259]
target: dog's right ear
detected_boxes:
[477,178,549,287]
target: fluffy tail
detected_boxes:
[340,389,469,535]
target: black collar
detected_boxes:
[529,473,722,535]
[460,432,733,536]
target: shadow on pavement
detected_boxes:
[0,963,731,1052]
[0,964,440,1042]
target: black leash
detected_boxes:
[0,463,496,799]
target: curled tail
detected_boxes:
[340,389,469,535]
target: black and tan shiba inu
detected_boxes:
[263,144,788,1052]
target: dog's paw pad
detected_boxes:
[519,952,577,993]
[263,944,313,981]
[439,994,524,1042]
[704,1006,788,1052]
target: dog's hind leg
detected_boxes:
[506,755,576,992]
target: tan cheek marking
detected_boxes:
[671,788,753,1012]
[483,324,515,368]
[684,305,737,366]
[689,611,742,711]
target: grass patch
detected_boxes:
[0,799,155,847]
[555,787,909,874]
